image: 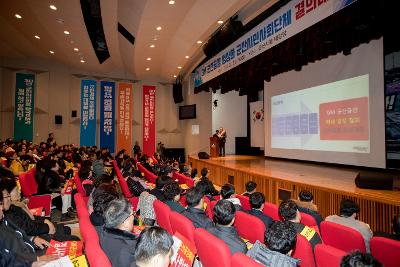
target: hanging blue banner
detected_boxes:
[80,80,97,147]
[14,73,35,141]
[100,81,116,153]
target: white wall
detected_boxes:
[212,90,247,155]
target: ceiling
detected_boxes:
[0,0,276,83]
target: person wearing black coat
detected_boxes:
[247,192,274,229]
[100,198,138,267]
[181,187,213,229]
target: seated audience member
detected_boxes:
[77,163,94,196]
[220,183,241,210]
[0,183,57,264]
[207,200,247,254]
[190,168,198,180]
[137,191,157,226]
[242,181,257,197]
[279,200,322,251]
[247,221,299,267]
[340,251,382,267]
[294,190,323,227]
[374,214,400,241]
[325,199,373,252]
[100,199,138,267]
[182,187,213,229]
[87,174,115,213]
[134,226,173,267]
[1,177,79,241]
[248,192,274,229]
[149,175,173,201]
[126,170,148,197]
[90,182,119,234]
[195,178,219,201]
[163,181,185,213]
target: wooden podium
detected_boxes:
[210,136,219,157]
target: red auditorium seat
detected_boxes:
[234,211,265,244]
[19,169,51,216]
[74,173,86,196]
[169,211,196,244]
[236,195,251,211]
[231,252,264,267]
[263,202,280,221]
[194,228,231,267]
[300,212,319,228]
[209,200,217,218]
[314,244,347,267]
[179,195,187,207]
[128,196,139,211]
[320,221,366,253]
[370,237,400,267]
[203,197,214,219]
[113,160,133,198]
[85,239,112,267]
[292,234,316,267]
[74,193,89,220]
[153,200,173,234]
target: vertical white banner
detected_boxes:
[250,101,265,148]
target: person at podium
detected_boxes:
[217,127,226,156]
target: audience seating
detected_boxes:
[292,234,316,267]
[113,161,133,198]
[194,228,231,267]
[203,197,214,219]
[231,253,264,267]
[150,155,158,164]
[85,239,112,267]
[236,195,251,211]
[153,200,173,234]
[169,211,196,244]
[137,162,157,184]
[314,244,346,267]
[370,237,400,267]
[173,171,194,188]
[263,202,280,221]
[300,212,319,228]
[19,169,52,216]
[234,211,265,244]
[320,221,366,253]
[209,200,217,217]
[179,195,187,207]
[74,173,86,196]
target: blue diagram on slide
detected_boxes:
[272,102,319,145]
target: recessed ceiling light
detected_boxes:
[49,50,55,54]
[217,20,224,24]
[56,18,64,24]
[64,30,70,35]
[197,40,202,44]
[177,66,182,69]
[156,26,162,31]
[146,67,150,71]
[169,0,175,4]
[15,14,22,19]
[34,35,40,39]
[49,5,57,10]
[80,59,85,63]
[146,57,151,61]
[173,75,177,78]
[185,56,189,59]
[74,48,79,51]
[150,44,155,48]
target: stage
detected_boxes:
[188,155,400,232]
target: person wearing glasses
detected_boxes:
[100,198,138,267]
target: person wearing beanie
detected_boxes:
[100,198,138,267]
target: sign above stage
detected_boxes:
[194,0,357,88]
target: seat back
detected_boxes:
[234,211,265,244]
[203,197,214,219]
[300,212,318,228]
[19,169,38,197]
[231,252,264,267]
[74,193,90,220]
[320,221,366,253]
[194,228,231,267]
[74,173,86,196]
[370,237,400,267]
[314,244,347,267]
[153,200,173,234]
[236,195,251,211]
[170,211,196,244]
[173,172,187,185]
[263,202,280,221]
[292,234,316,267]
[113,161,132,198]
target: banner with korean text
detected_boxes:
[117,83,133,155]
[142,85,156,156]
[194,0,357,87]
[14,73,35,141]
[100,81,116,153]
[80,80,97,147]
